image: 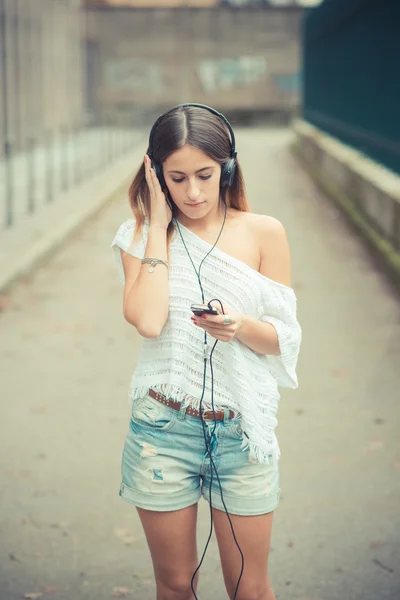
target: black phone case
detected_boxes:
[191,305,219,316]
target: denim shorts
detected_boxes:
[119,393,280,515]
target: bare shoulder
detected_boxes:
[245,213,292,287]
[232,210,283,233]
[243,212,285,234]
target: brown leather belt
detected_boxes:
[148,388,235,421]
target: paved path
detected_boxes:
[0,128,399,600]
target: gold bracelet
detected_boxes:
[141,257,169,273]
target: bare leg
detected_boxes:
[213,508,276,600]
[137,503,199,600]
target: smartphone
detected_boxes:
[191,303,219,316]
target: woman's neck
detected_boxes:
[176,202,229,233]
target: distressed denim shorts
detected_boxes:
[119,393,280,515]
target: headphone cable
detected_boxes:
[173,202,244,600]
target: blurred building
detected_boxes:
[85,1,218,6]
[86,0,321,5]
[0,0,85,155]
[85,1,303,120]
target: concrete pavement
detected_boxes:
[0,127,399,600]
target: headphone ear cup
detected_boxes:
[220,157,237,188]
[152,160,166,189]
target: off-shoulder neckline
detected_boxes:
[175,221,294,294]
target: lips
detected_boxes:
[185,202,204,207]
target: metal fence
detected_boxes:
[302,0,400,175]
[0,0,143,232]
[0,114,143,231]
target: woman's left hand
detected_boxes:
[191,303,244,342]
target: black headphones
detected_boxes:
[147,103,238,191]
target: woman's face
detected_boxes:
[162,145,221,220]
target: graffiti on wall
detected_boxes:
[197,56,267,95]
[273,72,301,93]
[102,57,300,105]
[104,58,164,92]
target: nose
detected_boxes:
[187,178,200,201]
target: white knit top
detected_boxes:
[111,217,302,464]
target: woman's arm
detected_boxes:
[193,312,281,355]
[121,225,169,338]
[234,317,280,355]
[122,156,172,338]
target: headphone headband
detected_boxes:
[148,103,236,159]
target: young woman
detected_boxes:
[111,104,302,600]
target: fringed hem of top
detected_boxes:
[241,437,281,465]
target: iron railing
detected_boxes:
[0,113,142,230]
[302,0,400,175]
[0,0,143,231]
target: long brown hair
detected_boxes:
[128,105,249,246]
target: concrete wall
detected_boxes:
[293,119,400,286]
[0,0,86,154]
[85,6,303,119]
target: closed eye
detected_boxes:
[171,174,212,183]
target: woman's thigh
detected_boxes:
[212,508,275,600]
[137,503,200,594]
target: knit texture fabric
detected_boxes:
[111,217,302,464]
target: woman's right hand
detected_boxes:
[144,155,172,230]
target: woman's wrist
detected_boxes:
[234,314,280,355]
[148,223,168,233]
[233,313,247,341]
